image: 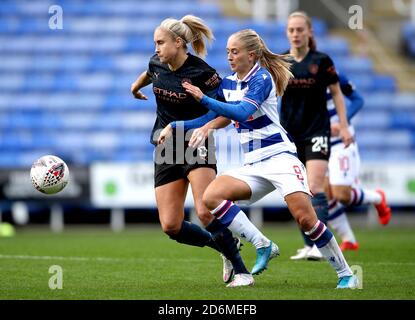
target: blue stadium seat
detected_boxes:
[359,149,415,161]
[362,93,393,110]
[390,112,415,130]
[392,93,415,110]
[335,56,373,74]
[356,130,412,149]
[317,37,349,56]
[348,74,396,93]
[353,111,390,129]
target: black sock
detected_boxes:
[301,192,329,246]
[206,219,249,275]
[169,220,217,249]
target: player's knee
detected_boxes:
[333,189,351,205]
[161,221,181,237]
[296,215,309,230]
[295,208,317,231]
[202,190,222,211]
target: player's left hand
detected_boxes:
[340,126,354,148]
[182,82,203,102]
[189,126,209,148]
[157,124,173,145]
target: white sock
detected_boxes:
[306,220,353,278]
[350,188,381,206]
[211,200,270,249]
[318,237,353,278]
[328,200,357,243]
[229,212,270,249]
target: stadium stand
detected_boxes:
[1,0,415,169]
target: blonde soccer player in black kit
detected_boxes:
[130,15,252,287]
[278,11,354,261]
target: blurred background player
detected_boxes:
[160,29,359,289]
[326,73,392,251]
[296,72,393,259]
[130,15,250,286]
[277,11,354,261]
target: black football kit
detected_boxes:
[146,53,221,187]
[280,50,339,164]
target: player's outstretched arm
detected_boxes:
[183,82,257,122]
[131,71,151,100]
[157,110,218,145]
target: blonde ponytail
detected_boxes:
[181,15,214,58]
[233,29,293,96]
[159,15,214,58]
[258,37,293,96]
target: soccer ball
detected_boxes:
[30,155,69,194]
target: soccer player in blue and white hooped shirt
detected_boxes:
[326,74,392,251]
[158,29,358,289]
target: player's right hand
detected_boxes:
[131,82,148,100]
[157,124,173,145]
[340,126,354,148]
[189,126,209,148]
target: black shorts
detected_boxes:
[295,135,330,165]
[154,140,217,187]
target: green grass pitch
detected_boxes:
[1,224,414,300]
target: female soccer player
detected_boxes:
[304,73,392,259]
[130,15,251,287]
[159,29,358,289]
[277,11,354,260]
[326,73,392,251]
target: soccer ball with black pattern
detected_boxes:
[30,155,69,194]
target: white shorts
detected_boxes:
[328,142,361,186]
[223,153,312,205]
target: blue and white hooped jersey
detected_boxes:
[326,74,355,146]
[218,63,297,164]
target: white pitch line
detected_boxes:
[0,254,215,263]
[352,261,415,267]
[0,254,123,262]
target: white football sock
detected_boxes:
[210,200,270,249]
[350,188,381,206]
[328,201,357,243]
[306,220,353,278]
[228,211,271,249]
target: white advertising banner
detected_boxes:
[359,163,415,206]
[91,162,415,208]
[91,163,156,208]
[90,161,285,208]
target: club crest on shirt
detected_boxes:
[308,64,319,74]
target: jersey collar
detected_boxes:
[239,62,261,82]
